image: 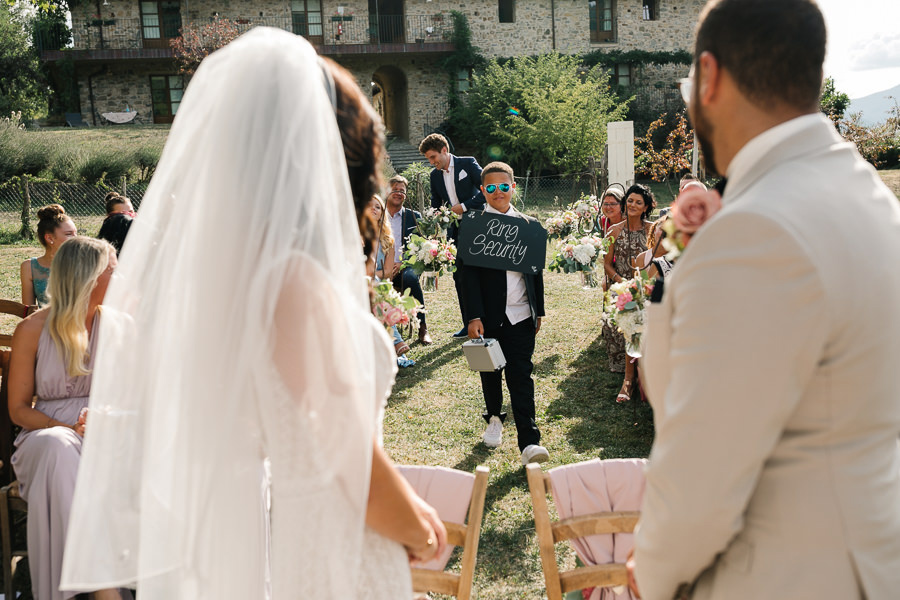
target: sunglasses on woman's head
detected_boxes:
[484,183,511,194]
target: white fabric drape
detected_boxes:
[61,28,379,599]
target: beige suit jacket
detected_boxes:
[634,114,900,600]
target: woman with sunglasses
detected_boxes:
[603,183,656,402]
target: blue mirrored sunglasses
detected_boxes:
[484,183,511,194]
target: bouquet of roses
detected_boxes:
[661,185,723,260]
[401,233,457,276]
[570,195,600,220]
[544,209,578,240]
[415,205,460,238]
[548,234,610,273]
[371,279,422,331]
[604,271,655,357]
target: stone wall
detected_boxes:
[75,62,178,125]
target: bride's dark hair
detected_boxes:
[324,58,384,258]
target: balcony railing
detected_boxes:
[36,15,454,57]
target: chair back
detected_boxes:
[0,300,32,486]
[398,464,489,600]
[526,460,646,600]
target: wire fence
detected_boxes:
[0,178,147,239]
[400,169,600,218]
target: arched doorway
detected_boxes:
[372,65,408,140]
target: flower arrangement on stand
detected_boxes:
[401,233,457,292]
[415,205,460,239]
[371,279,422,331]
[548,234,610,288]
[603,271,654,357]
[544,209,578,240]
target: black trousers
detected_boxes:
[393,267,426,327]
[480,316,540,451]
[453,268,466,327]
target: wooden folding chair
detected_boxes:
[0,300,33,599]
[399,465,489,600]
[526,462,640,600]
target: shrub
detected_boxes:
[78,149,133,184]
[49,145,83,182]
[133,143,162,181]
[18,135,52,176]
[400,161,432,211]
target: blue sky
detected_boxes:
[817,0,900,98]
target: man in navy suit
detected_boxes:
[418,133,486,338]
[385,175,431,344]
[461,161,548,465]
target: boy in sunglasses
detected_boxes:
[461,162,548,466]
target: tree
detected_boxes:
[820,77,850,126]
[170,16,242,75]
[0,4,48,120]
[635,111,694,195]
[451,53,630,174]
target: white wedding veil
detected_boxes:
[61,28,381,598]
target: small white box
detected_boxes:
[462,337,507,371]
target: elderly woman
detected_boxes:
[599,185,625,236]
[603,184,656,402]
[9,237,121,600]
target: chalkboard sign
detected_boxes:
[457,211,547,274]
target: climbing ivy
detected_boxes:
[580,49,693,68]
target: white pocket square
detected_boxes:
[458,170,468,181]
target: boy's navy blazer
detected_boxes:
[429,155,487,213]
[460,210,545,329]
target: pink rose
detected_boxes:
[615,291,633,311]
[671,187,723,235]
[384,307,403,327]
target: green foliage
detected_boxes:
[840,99,900,169]
[400,161,432,211]
[581,48,692,69]
[635,111,694,193]
[441,11,485,78]
[133,143,163,181]
[31,3,71,51]
[78,149,133,184]
[0,4,49,120]
[452,53,630,174]
[820,77,850,126]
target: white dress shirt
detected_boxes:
[484,204,531,325]
[441,156,466,211]
[388,208,403,263]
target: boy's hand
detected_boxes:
[468,319,484,339]
[535,317,542,334]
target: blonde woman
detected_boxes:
[369,194,395,281]
[20,204,77,307]
[8,237,121,600]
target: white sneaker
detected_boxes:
[483,416,503,448]
[520,444,550,465]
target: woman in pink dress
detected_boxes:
[9,237,120,600]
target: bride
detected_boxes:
[61,28,445,598]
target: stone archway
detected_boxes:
[372,65,408,140]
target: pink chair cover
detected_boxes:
[398,465,475,571]
[548,458,647,600]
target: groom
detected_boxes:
[418,133,486,338]
[630,1,900,599]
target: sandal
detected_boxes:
[394,341,410,356]
[616,379,633,403]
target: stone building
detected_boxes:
[39,0,702,143]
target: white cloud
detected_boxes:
[850,32,900,71]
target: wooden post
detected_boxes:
[121,175,127,196]
[19,178,33,241]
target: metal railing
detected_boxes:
[36,14,454,52]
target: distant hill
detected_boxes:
[847,84,900,125]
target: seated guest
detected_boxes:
[97,213,133,256]
[9,237,123,600]
[369,194,413,365]
[20,204,77,307]
[104,192,135,217]
[462,161,548,465]
[386,175,432,345]
[599,185,624,237]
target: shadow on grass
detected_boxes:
[548,332,655,458]
[452,441,492,474]
[392,339,462,394]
